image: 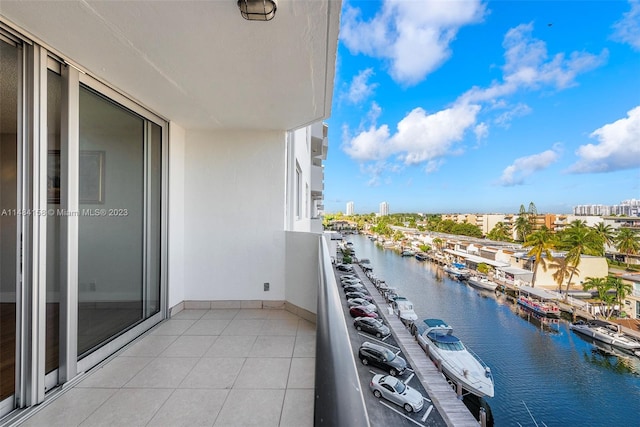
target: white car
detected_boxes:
[347,298,377,312]
[369,374,424,413]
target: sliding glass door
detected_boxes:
[0,34,19,411]
[77,85,162,356]
[0,23,166,418]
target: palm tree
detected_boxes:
[550,257,575,292]
[487,222,512,242]
[614,227,640,268]
[582,277,616,318]
[523,228,555,287]
[592,222,616,255]
[432,237,443,252]
[608,276,633,317]
[514,215,531,242]
[557,221,602,299]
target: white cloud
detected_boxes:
[569,106,640,173]
[612,0,640,50]
[494,103,532,128]
[346,68,378,104]
[459,23,608,105]
[474,122,489,141]
[343,103,481,166]
[340,0,486,86]
[499,145,561,186]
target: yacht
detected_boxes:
[467,276,498,292]
[391,297,418,323]
[443,263,470,280]
[570,320,640,351]
[414,319,495,398]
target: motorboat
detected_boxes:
[443,263,470,280]
[415,252,428,261]
[414,318,494,398]
[467,276,498,292]
[391,297,418,323]
[570,320,640,351]
[401,250,415,257]
[516,295,560,318]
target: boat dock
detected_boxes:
[355,265,482,427]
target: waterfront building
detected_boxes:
[574,199,640,217]
[346,201,354,216]
[0,2,348,424]
[379,201,389,216]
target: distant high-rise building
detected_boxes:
[346,201,354,215]
[573,199,640,217]
[379,201,389,216]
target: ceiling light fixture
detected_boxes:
[237,0,277,21]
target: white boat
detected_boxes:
[391,297,418,323]
[467,276,498,292]
[415,318,494,398]
[570,320,640,351]
[443,263,470,280]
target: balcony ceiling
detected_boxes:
[0,0,340,130]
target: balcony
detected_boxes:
[311,164,324,196]
[310,122,328,160]
[9,236,367,427]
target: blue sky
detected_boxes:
[324,0,640,215]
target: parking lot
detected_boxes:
[334,265,448,427]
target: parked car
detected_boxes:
[340,274,357,280]
[345,291,373,301]
[369,374,424,413]
[336,264,354,272]
[358,341,407,376]
[354,317,390,338]
[343,284,365,293]
[341,277,362,284]
[349,305,378,319]
[347,298,377,312]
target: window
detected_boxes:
[295,162,301,219]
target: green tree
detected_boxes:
[592,222,616,254]
[514,214,531,242]
[614,228,640,268]
[582,277,616,318]
[524,228,555,288]
[432,238,444,252]
[487,222,512,242]
[608,276,633,317]
[477,263,492,275]
[550,257,575,291]
[557,220,602,299]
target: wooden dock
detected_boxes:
[356,266,481,427]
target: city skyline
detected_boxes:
[340,198,640,216]
[324,0,640,215]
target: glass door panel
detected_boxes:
[77,85,161,356]
[46,68,61,375]
[0,37,19,404]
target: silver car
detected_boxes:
[369,374,424,413]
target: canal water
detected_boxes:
[348,235,640,426]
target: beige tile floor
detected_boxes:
[20,309,316,427]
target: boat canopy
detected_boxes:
[518,285,560,301]
[423,319,449,328]
[428,333,460,344]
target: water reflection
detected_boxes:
[573,334,640,375]
[512,304,562,334]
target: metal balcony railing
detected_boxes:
[315,237,370,427]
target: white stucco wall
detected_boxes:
[285,231,318,313]
[168,122,186,308]
[182,129,287,301]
